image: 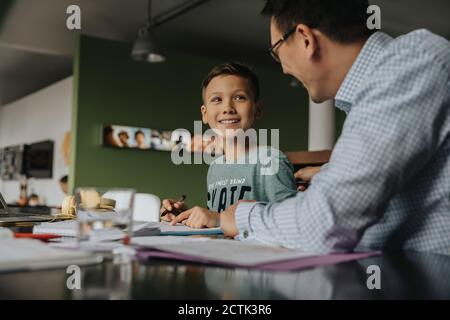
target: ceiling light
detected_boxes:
[131,0,166,63]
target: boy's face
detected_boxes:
[201,75,262,138]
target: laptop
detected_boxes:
[0,192,55,226]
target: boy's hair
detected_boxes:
[201,62,260,102]
[60,175,68,183]
[261,0,374,43]
[118,131,128,138]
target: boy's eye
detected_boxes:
[210,97,221,103]
[234,95,247,101]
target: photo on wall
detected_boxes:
[102,124,222,154]
[102,125,187,152]
[0,148,3,178]
[0,145,23,180]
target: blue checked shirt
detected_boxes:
[235,30,450,254]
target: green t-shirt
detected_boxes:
[206,146,298,212]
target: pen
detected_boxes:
[160,195,186,218]
[14,233,62,242]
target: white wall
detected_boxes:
[0,77,72,206]
[308,99,336,151]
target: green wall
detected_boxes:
[0,0,14,30]
[70,35,310,206]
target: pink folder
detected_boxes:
[136,249,380,271]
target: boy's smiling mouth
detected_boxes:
[219,119,240,124]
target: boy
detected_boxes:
[161,62,297,228]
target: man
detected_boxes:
[176,0,450,254]
[59,175,69,195]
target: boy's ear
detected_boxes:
[200,105,208,124]
[255,101,263,120]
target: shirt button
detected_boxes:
[243,230,249,238]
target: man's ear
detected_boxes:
[295,24,319,59]
[200,105,208,124]
[255,101,263,120]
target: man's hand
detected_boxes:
[170,206,219,228]
[220,200,256,238]
[295,166,322,191]
[160,198,188,222]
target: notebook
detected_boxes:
[158,222,223,236]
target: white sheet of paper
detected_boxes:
[0,239,102,272]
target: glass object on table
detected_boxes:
[71,259,133,300]
[75,187,135,250]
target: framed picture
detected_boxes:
[0,145,23,180]
[0,148,3,178]
[102,124,221,156]
[102,125,187,152]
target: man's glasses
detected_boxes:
[268,26,296,63]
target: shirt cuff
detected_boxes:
[234,202,259,240]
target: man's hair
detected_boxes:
[201,62,260,102]
[103,126,113,135]
[261,0,374,43]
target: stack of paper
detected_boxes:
[0,238,102,273]
[33,220,222,238]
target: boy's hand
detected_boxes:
[170,206,219,228]
[295,166,321,181]
[160,198,188,222]
[295,166,322,191]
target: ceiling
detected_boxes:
[0,0,449,107]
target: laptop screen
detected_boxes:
[0,193,8,210]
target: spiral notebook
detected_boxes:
[33,220,78,237]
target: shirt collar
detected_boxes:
[334,32,393,113]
